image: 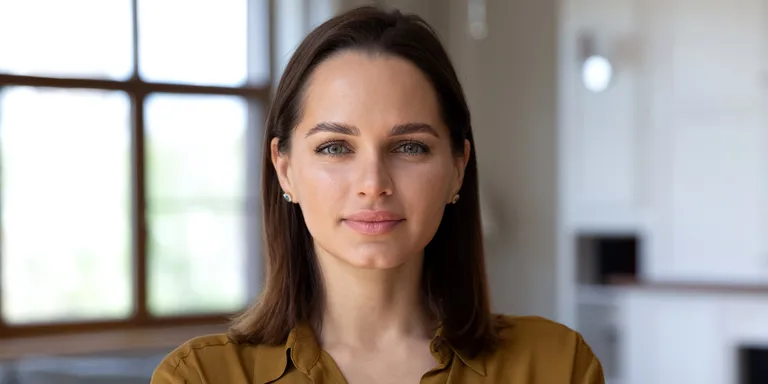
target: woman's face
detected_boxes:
[272,51,469,270]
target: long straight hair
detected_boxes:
[229,5,501,358]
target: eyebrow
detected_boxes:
[305,122,440,138]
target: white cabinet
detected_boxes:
[646,0,768,284]
[662,110,768,283]
[721,297,768,382]
[620,291,728,384]
[576,286,623,381]
[621,290,768,384]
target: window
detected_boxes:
[0,0,275,336]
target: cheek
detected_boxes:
[297,166,340,200]
[291,160,352,222]
[392,160,454,217]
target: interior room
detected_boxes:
[0,0,766,383]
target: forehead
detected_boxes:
[299,51,444,133]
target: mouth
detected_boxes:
[342,211,405,235]
[342,219,404,235]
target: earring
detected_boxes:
[451,194,460,204]
[282,193,293,203]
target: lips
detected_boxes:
[342,210,404,235]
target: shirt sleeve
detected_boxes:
[150,356,191,384]
[571,336,606,384]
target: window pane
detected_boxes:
[0,87,132,324]
[0,0,133,80]
[145,94,249,316]
[138,0,256,86]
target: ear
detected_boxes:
[271,137,296,202]
[450,139,471,202]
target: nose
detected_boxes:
[355,153,394,199]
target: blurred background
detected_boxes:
[0,0,766,383]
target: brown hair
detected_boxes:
[229,5,501,358]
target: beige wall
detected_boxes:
[338,0,561,321]
[451,0,560,320]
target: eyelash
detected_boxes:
[314,140,431,157]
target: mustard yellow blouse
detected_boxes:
[151,316,604,383]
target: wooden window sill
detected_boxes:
[0,323,228,361]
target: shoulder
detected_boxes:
[497,315,584,345]
[485,315,605,383]
[160,333,240,363]
[150,333,261,383]
[495,315,591,357]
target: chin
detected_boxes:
[338,243,414,270]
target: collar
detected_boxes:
[454,347,487,376]
[252,323,321,384]
[253,322,487,383]
[431,326,487,376]
[288,322,323,374]
[251,338,290,384]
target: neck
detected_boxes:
[315,249,432,349]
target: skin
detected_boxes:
[271,51,470,384]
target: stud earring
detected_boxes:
[282,193,293,203]
[451,194,460,204]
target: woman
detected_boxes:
[152,5,604,384]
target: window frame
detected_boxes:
[0,0,275,339]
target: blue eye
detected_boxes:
[395,142,429,155]
[317,142,351,156]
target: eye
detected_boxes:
[394,141,430,156]
[316,142,351,156]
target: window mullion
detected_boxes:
[131,90,149,324]
[130,0,149,324]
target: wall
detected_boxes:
[442,0,560,320]
[340,0,562,321]
[469,0,559,321]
